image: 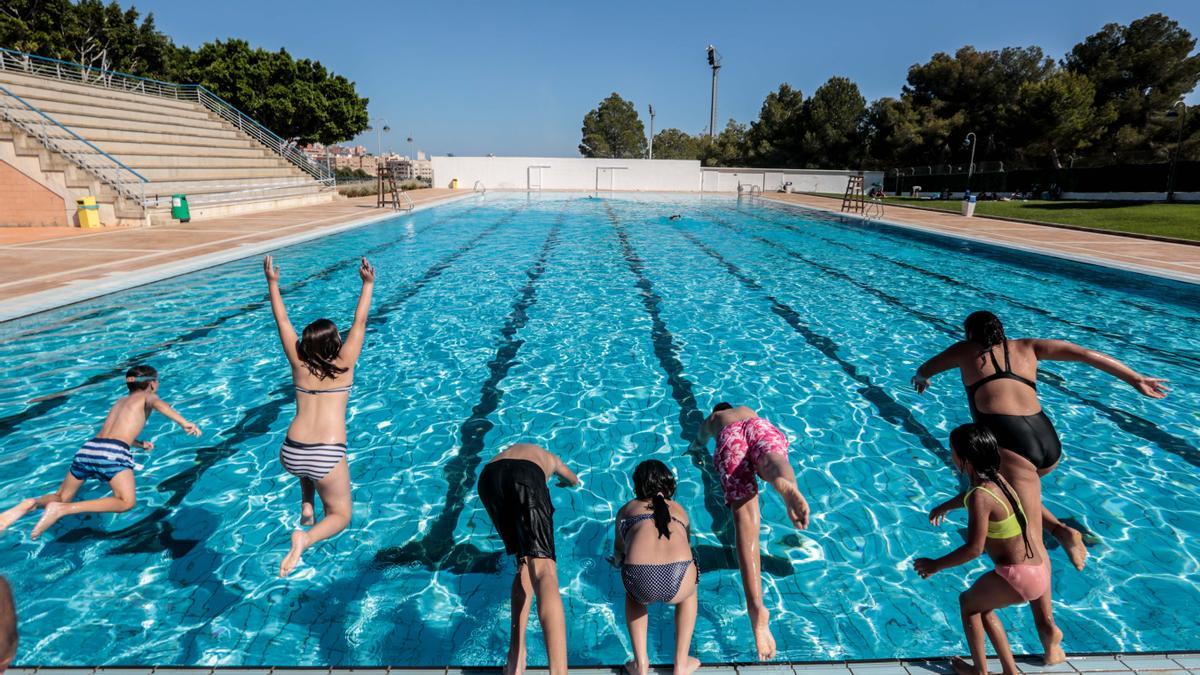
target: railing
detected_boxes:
[0,84,147,207]
[473,180,486,194]
[0,47,333,187]
[398,190,415,210]
[864,198,885,221]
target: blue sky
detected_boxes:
[123,0,1199,157]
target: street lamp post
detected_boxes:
[706,45,721,140]
[1166,100,1187,202]
[648,104,655,160]
[964,131,977,195]
[367,117,390,162]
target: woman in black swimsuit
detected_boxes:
[913,311,1168,570]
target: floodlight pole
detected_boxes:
[648,104,655,159]
[707,45,721,140]
[1167,101,1187,202]
[964,132,977,194]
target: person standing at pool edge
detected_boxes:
[613,460,702,675]
[693,403,810,660]
[913,311,1168,570]
[478,443,580,675]
[264,254,375,577]
[0,365,201,538]
[915,424,1064,675]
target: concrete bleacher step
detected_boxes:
[41,126,259,149]
[103,154,294,169]
[41,111,240,138]
[0,70,202,112]
[15,97,224,129]
[0,83,215,122]
[137,166,300,181]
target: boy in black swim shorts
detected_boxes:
[478,443,580,675]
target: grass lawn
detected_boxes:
[871,196,1200,242]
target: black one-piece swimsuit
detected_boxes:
[965,340,1063,470]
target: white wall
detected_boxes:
[431,156,883,194]
[432,156,700,191]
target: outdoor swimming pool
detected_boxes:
[0,193,1197,666]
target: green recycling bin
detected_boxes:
[171,194,191,222]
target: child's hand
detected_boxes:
[1132,375,1169,399]
[556,477,579,488]
[181,421,202,437]
[929,502,952,526]
[359,257,376,283]
[913,557,939,578]
[912,374,930,394]
[263,255,281,282]
[139,440,155,452]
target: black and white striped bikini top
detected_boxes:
[294,384,353,395]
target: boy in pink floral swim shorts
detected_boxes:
[694,402,810,661]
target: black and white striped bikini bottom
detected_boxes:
[279,437,346,481]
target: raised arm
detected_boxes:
[1031,339,1168,398]
[264,256,301,367]
[150,396,201,436]
[338,257,376,365]
[914,490,990,578]
[691,414,713,448]
[913,342,966,393]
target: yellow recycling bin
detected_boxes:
[76,196,101,228]
[450,178,459,189]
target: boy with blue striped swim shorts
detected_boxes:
[0,365,201,539]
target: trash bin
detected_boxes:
[450,178,459,189]
[961,194,977,217]
[75,196,101,228]
[171,194,191,222]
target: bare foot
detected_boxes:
[0,498,36,532]
[624,660,648,675]
[673,655,701,675]
[1042,626,1066,665]
[1055,525,1088,570]
[300,504,315,527]
[31,501,66,539]
[279,530,310,577]
[751,611,777,660]
[951,656,983,675]
[503,648,525,675]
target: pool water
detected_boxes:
[0,193,1197,666]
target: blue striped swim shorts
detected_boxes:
[69,437,135,482]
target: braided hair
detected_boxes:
[632,460,677,540]
[950,423,1034,560]
[963,311,1006,349]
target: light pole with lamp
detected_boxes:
[1166,100,1187,202]
[648,104,655,160]
[367,117,390,163]
[706,45,721,141]
[964,131,977,195]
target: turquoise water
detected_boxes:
[0,193,1197,666]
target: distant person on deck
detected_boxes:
[613,460,701,675]
[477,443,580,675]
[913,311,1168,571]
[264,254,375,577]
[915,424,1064,675]
[0,365,201,538]
[0,576,17,673]
[692,403,810,660]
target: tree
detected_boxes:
[651,128,701,160]
[747,83,805,166]
[1016,71,1114,162]
[1065,13,1200,156]
[699,119,749,166]
[801,76,867,168]
[579,93,647,158]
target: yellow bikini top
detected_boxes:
[963,485,1024,539]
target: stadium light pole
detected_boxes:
[706,45,721,140]
[648,104,655,159]
[1166,100,1187,202]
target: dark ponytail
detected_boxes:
[632,460,677,540]
[950,423,1034,560]
[297,318,348,380]
[963,311,1006,349]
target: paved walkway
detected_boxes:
[762,193,1200,284]
[5,653,1199,675]
[0,189,469,321]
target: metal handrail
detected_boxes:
[0,84,147,207]
[398,190,415,210]
[473,180,486,193]
[0,47,333,186]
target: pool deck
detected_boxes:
[760,193,1200,285]
[0,189,471,323]
[2,188,1199,323]
[7,653,1200,675]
